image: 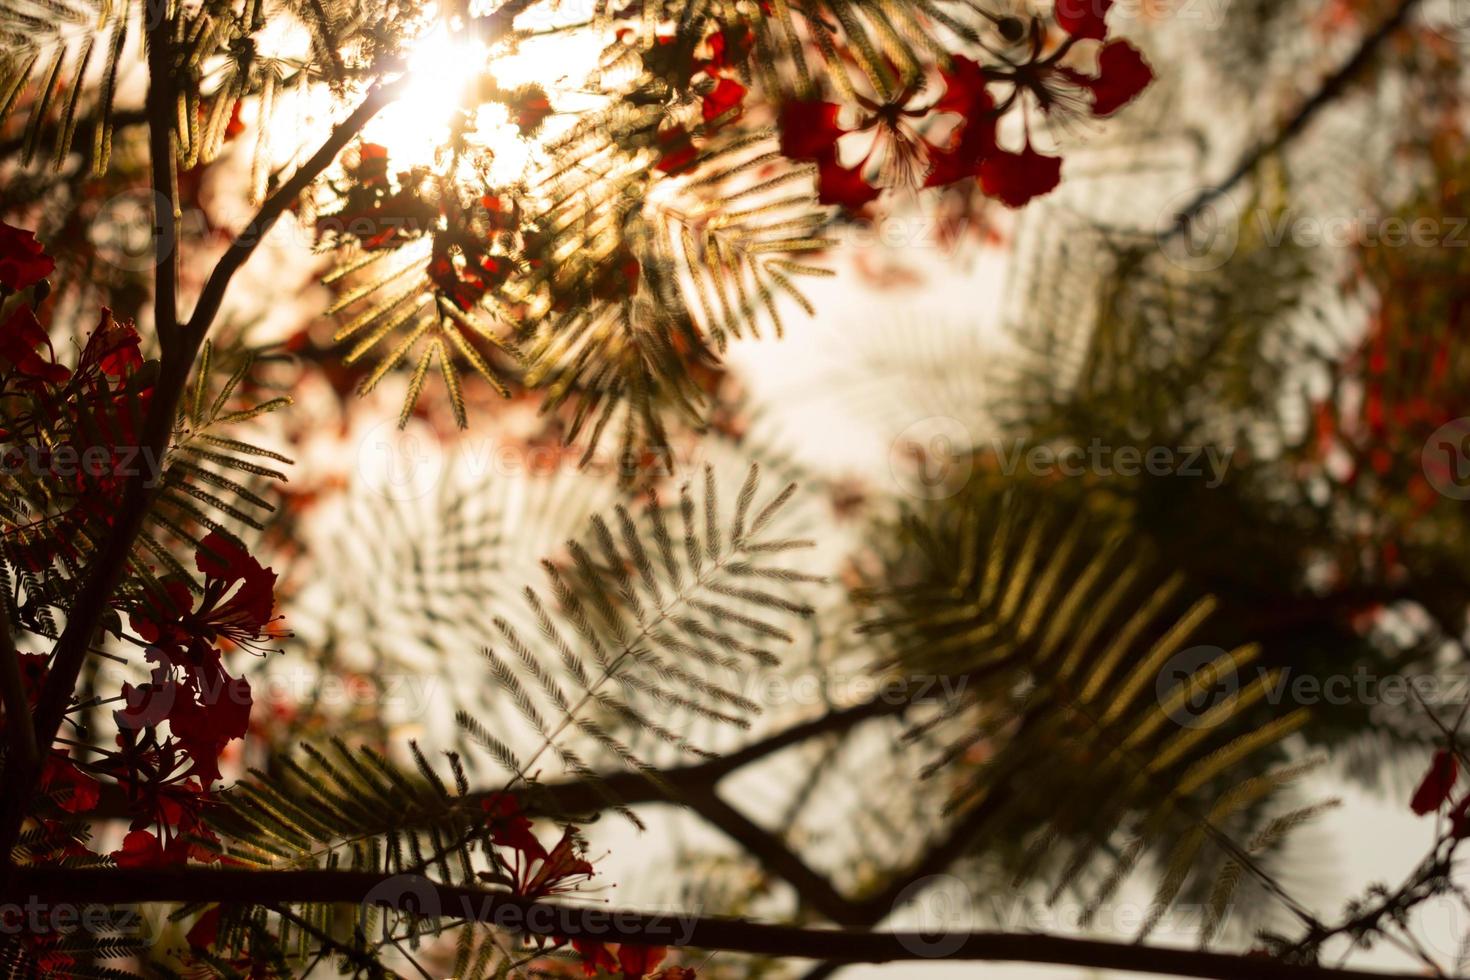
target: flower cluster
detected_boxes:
[108,533,286,860]
[568,939,695,979]
[480,792,598,899]
[648,24,752,175]
[774,0,1154,209]
[1,224,152,583]
[1410,748,1470,837]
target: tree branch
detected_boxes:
[0,75,405,875]
[1170,0,1423,232]
[0,627,37,774]
[181,76,405,342]
[681,787,861,925]
[10,867,1429,980]
[144,9,179,344]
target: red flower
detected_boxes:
[933,56,994,119]
[103,720,216,832]
[511,85,554,135]
[979,142,1063,207]
[778,101,885,208]
[702,77,746,126]
[1412,748,1459,815]
[617,944,667,979]
[186,907,223,949]
[1449,794,1470,839]
[123,534,279,785]
[112,829,172,868]
[482,792,547,860]
[0,221,55,292]
[39,750,100,814]
[1055,0,1113,40]
[571,939,620,976]
[777,101,845,162]
[0,306,71,386]
[0,903,76,977]
[924,58,998,186]
[567,941,687,979]
[165,675,254,785]
[655,125,699,174]
[513,827,595,900]
[111,825,213,869]
[706,25,753,70]
[814,154,882,209]
[429,243,514,311]
[88,311,144,378]
[131,532,283,664]
[1067,41,1154,116]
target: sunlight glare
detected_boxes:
[361,12,490,167]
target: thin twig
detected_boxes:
[10,867,1437,980]
[144,12,179,344]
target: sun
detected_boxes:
[357,1,609,173]
[360,15,491,167]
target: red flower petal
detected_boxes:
[616,943,667,978]
[702,77,746,125]
[483,792,550,862]
[978,143,1063,207]
[0,221,56,292]
[571,939,619,977]
[511,86,554,134]
[0,306,71,385]
[195,531,254,580]
[1055,0,1113,40]
[706,25,753,69]
[168,674,253,786]
[40,751,100,814]
[924,113,998,188]
[1412,748,1459,815]
[655,125,699,174]
[934,56,993,118]
[815,153,881,210]
[520,828,594,899]
[79,309,144,378]
[1085,41,1154,116]
[186,907,222,949]
[778,101,845,162]
[112,829,167,868]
